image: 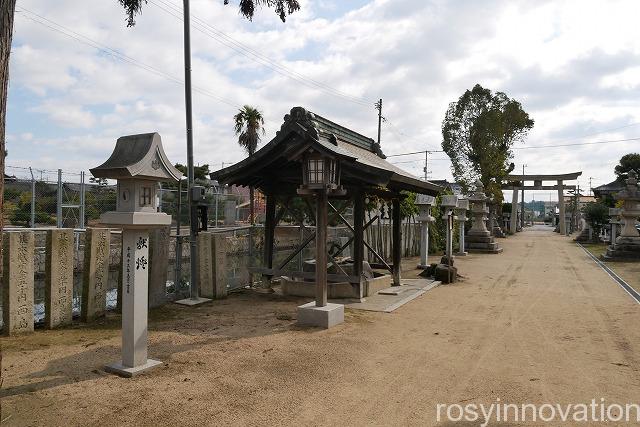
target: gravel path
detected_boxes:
[2,225,640,426]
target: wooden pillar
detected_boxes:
[315,190,328,307]
[353,190,364,278]
[392,198,402,286]
[263,193,276,274]
[557,180,566,235]
[510,186,519,233]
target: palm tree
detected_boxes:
[234,105,265,224]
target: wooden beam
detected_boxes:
[328,202,391,272]
[249,267,360,284]
[263,193,276,274]
[392,198,402,286]
[316,190,328,307]
[353,190,364,278]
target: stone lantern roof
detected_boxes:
[90,132,182,182]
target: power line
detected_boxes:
[150,0,374,107]
[16,7,241,108]
[386,136,640,158]
[513,137,640,150]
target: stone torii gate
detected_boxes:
[502,172,582,235]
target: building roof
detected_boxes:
[90,132,182,182]
[593,179,625,197]
[211,107,442,196]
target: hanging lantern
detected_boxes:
[300,149,340,191]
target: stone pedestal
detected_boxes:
[45,229,74,329]
[148,226,170,308]
[105,229,162,377]
[603,172,640,261]
[81,228,110,322]
[2,231,35,336]
[297,302,344,328]
[465,181,502,254]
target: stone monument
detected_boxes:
[465,180,503,254]
[2,231,35,336]
[415,194,435,269]
[455,199,468,256]
[90,132,182,377]
[603,171,640,261]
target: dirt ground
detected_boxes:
[2,226,640,426]
[581,241,640,294]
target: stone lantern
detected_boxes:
[466,180,502,254]
[608,208,621,244]
[415,194,435,269]
[455,199,469,256]
[441,195,459,260]
[604,170,640,260]
[90,132,182,377]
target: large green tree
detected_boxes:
[441,84,534,202]
[614,153,640,181]
[234,105,264,223]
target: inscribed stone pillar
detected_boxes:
[197,232,214,298]
[148,226,170,308]
[557,180,566,235]
[45,229,74,329]
[212,233,228,298]
[81,228,111,322]
[2,231,35,336]
[510,187,519,234]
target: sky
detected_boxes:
[6,0,640,202]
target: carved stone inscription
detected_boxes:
[2,231,35,336]
[45,229,74,328]
[81,228,110,321]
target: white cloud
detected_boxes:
[6,0,640,201]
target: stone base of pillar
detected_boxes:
[174,297,212,306]
[492,226,506,238]
[105,358,163,378]
[602,237,640,261]
[465,230,503,253]
[455,251,468,257]
[297,302,344,329]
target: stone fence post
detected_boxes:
[45,229,74,329]
[3,231,35,336]
[81,228,111,322]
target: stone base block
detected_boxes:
[105,359,162,378]
[434,264,457,283]
[297,302,344,329]
[174,297,212,306]
[455,251,468,257]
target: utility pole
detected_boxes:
[423,150,429,181]
[376,99,382,145]
[175,0,207,306]
[521,164,526,229]
[589,177,593,196]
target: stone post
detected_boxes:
[455,199,469,256]
[197,232,214,298]
[212,233,228,298]
[415,194,435,269]
[557,180,566,235]
[441,195,458,260]
[148,226,170,308]
[510,186,519,234]
[81,228,110,322]
[45,229,74,329]
[2,231,35,336]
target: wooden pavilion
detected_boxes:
[211,107,441,301]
